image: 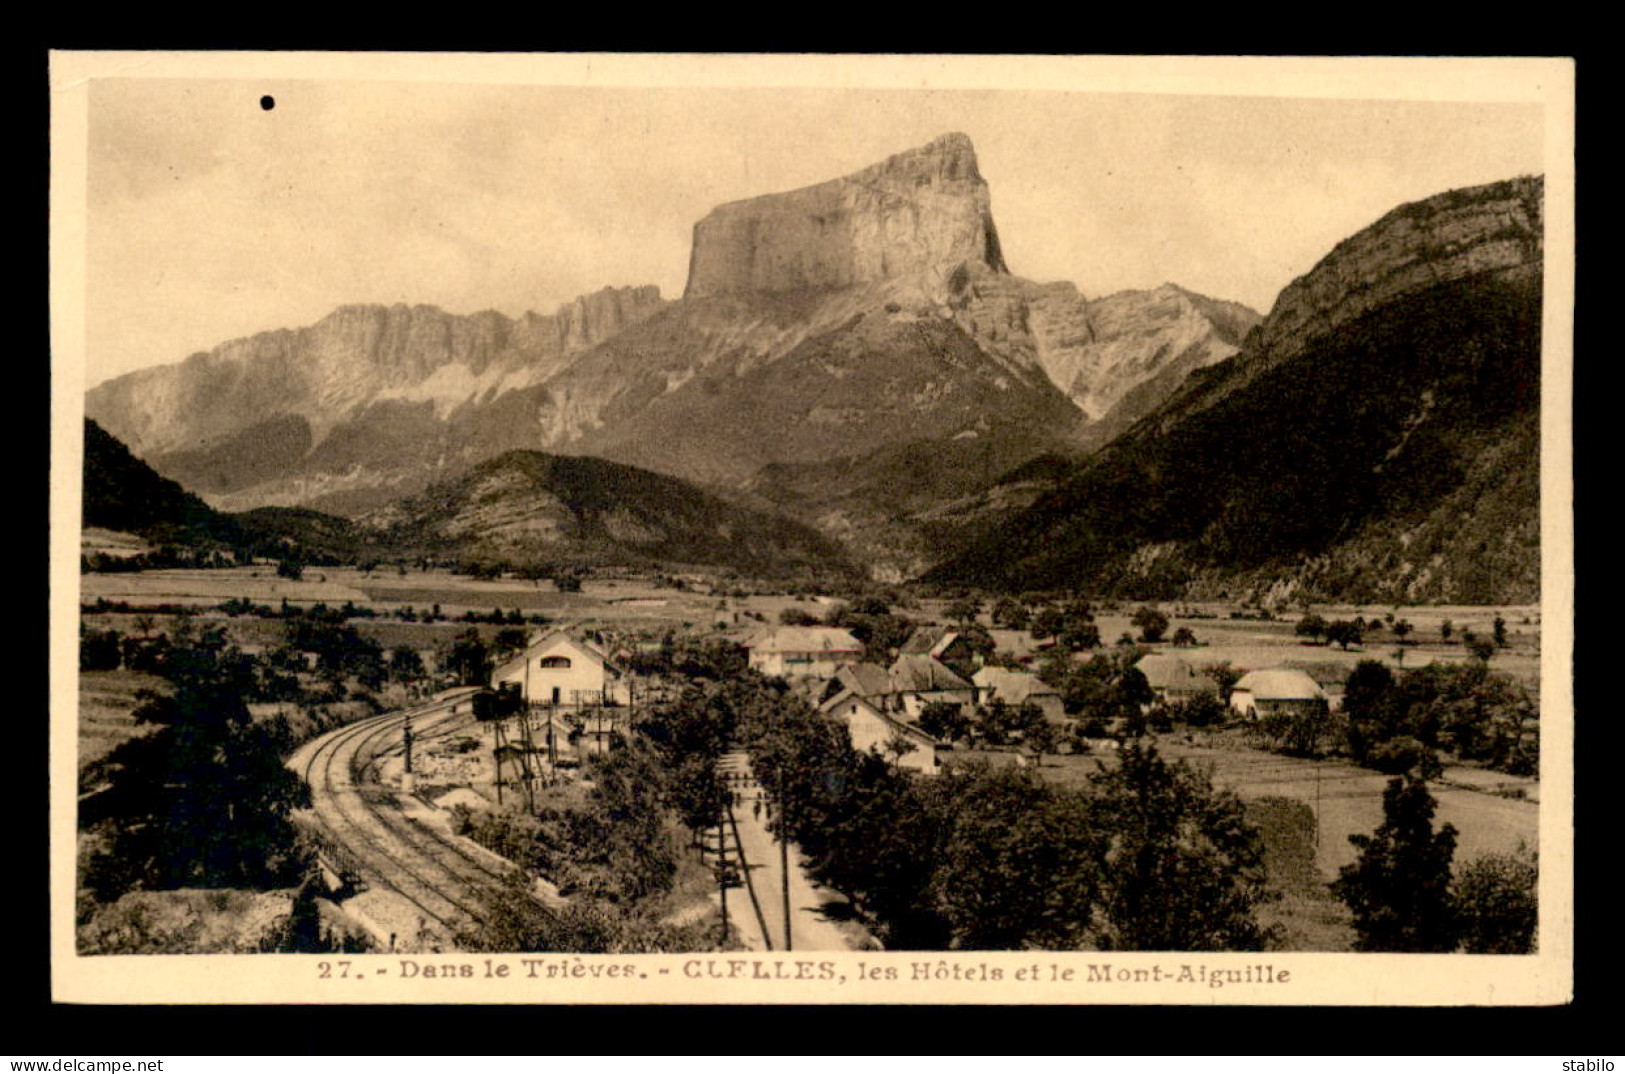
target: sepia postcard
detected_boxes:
[49,51,1575,1005]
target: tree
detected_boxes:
[1295,614,1329,644]
[388,646,426,684]
[1332,775,1458,952]
[918,701,973,743]
[1453,844,1537,954]
[1057,615,1101,652]
[930,767,1102,950]
[1467,636,1496,663]
[1440,618,1454,642]
[81,626,123,671]
[276,558,305,581]
[1392,619,1413,644]
[1325,619,1363,650]
[81,640,310,898]
[1493,615,1509,648]
[990,597,1029,630]
[1088,743,1269,950]
[1131,606,1169,644]
[1029,606,1064,640]
[492,627,530,662]
[779,607,821,627]
[442,629,491,686]
[945,597,982,625]
[1249,700,1330,757]
[1171,626,1198,648]
[1202,662,1242,704]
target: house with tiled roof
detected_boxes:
[887,653,978,720]
[972,666,1067,724]
[821,688,942,774]
[743,625,863,678]
[1229,668,1327,720]
[1135,653,1218,704]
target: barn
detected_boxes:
[1228,667,1327,720]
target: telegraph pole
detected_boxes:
[778,768,792,952]
[717,809,730,947]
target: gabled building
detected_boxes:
[491,632,629,708]
[886,654,978,720]
[821,688,941,775]
[821,662,899,711]
[1229,667,1327,720]
[1135,653,1219,704]
[743,625,864,678]
[971,666,1067,724]
[899,626,979,669]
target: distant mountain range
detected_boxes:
[84,135,1255,565]
[82,135,1544,601]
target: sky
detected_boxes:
[80,74,1547,388]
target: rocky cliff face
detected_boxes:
[684,132,1007,299]
[1258,176,1543,366]
[1143,176,1545,437]
[86,285,665,458]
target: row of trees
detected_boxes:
[79,625,315,913]
[1344,660,1538,777]
[1296,612,1512,654]
[731,675,1271,951]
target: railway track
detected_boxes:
[290,689,554,949]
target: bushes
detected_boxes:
[1453,844,1538,954]
[80,626,123,671]
[1334,779,1537,954]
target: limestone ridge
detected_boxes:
[1257,176,1543,367]
[1146,176,1544,432]
[683,132,1009,299]
[86,284,666,457]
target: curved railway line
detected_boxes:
[289,689,556,949]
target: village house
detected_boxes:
[820,662,901,712]
[491,631,629,708]
[899,626,980,671]
[886,653,979,720]
[1135,653,1219,705]
[819,687,942,774]
[1280,661,1350,712]
[971,666,1068,724]
[1228,667,1327,720]
[743,625,863,678]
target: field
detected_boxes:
[1000,734,1538,875]
[1083,604,1542,689]
[78,669,166,772]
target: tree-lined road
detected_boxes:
[717,750,875,952]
